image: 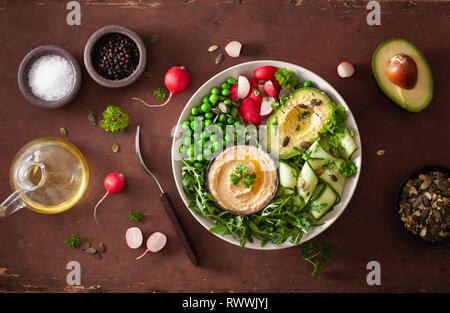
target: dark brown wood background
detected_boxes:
[0,0,449,293]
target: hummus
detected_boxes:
[207,145,278,214]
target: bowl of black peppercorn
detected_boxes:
[84,25,147,88]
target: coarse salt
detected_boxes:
[28,55,74,101]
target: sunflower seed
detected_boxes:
[149,34,160,44]
[85,247,97,255]
[376,149,385,156]
[93,252,101,259]
[81,242,91,251]
[215,53,223,64]
[98,243,105,253]
[112,143,120,153]
[208,45,219,52]
[60,127,68,137]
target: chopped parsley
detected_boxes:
[300,242,331,277]
[230,163,257,188]
[65,234,81,248]
[274,68,299,91]
[153,87,168,101]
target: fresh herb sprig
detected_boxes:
[230,163,256,188]
[99,105,130,133]
[128,210,144,222]
[154,87,168,101]
[274,68,299,92]
[65,234,82,248]
[300,242,331,276]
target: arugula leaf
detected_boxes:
[99,105,130,133]
[65,234,81,248]
[274,68,299,92]
[300,242,331,277]
[128,210,144,222]
[339,159,358,177]
[154,87,168,101]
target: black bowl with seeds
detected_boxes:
[394,166,450,249]
[84,25,147,88]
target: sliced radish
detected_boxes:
[260,96,276,117]
[237,75,250,99]
[225,41,242,58]
[248,77,259,89]
[230,84,238,101]
[337,61,355,78]
[248,88,262,108]
[239,98,261,125]
[125,227,143,249]
[263,80,278,97]
[254,66,278,81]
[136,232,167,260]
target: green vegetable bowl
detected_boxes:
[171,60,362,250]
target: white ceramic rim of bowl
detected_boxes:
[171,60,362,250]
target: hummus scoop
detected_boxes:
[206,145,279,215]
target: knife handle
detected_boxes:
[160,192,199,267]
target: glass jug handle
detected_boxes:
[0,189,27,217]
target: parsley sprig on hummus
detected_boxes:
[230,163,256,188]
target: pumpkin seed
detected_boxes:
[81,242,91,251]
[215,53,223,64]
[329,174,338,182]
[149,34,160,44]
[112,143,120,153]
[315,168,325,176]
[85,247,97,255]
[208,45,219,52]
[98,243,105,253]
[143,71,152,78]
[60,127,68,137]
[310,99,321,106]
[376,149,385,156]
[88,109,98,126]
[282,136,290,147]
[300,141,311,149]
[93,252,101,259]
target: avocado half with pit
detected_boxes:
[266,87,332,159]
[372,38,433,112]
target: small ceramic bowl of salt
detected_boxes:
[18,45,81,109]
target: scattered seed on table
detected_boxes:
[88,109,98,126]
[377,149,385,156]
[60,127,68,137]
[143,71,152,78]
[112,143,120,153]
[149,34,160,44]
[85,247,97,255]
[93,252,101,259]
[208,45,219,52]
[98,243,105,253]
[81,242,91,251]
[215,53,223,64]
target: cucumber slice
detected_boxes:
[307,141,336,170]
[279,161,298,189]
[297,161,318,203]
[319,159,346,197]
[310,184,337,219]
[341,128,357,159]
[309,182,325,202]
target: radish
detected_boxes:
[136,232,167,260]
[93,172,126,228]
[254,66,278,82]
[247,77,262,108]
[237,75,250,99]
[225,41,242,58]
[125,227,143,249]
[337,61,355,78]
[132,66,190,107]
[239,98,261,125]
[230,84,238,101]
[263,80,279,97]
[260,96,276,117]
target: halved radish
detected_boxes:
[248,88,262,108]
[260,96,276,117]
[136,232,167,260]
[239,98,261,125]
[337,61,355,78]
[125,227,143,249]
[254,66,278,81]
[263,80,278,97]
[230,84,238,101]
[237,75,250,99]
[225,41,242,58]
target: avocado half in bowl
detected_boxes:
[372,38,433,112]
[205,144,279,215]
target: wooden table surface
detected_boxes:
[0,0,449,293]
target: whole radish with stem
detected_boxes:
[94,172,126,228]
[136,232,167,260]
[132,66,190,108]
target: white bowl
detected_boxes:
[171,60,362,250]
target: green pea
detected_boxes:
[209,94,219,104]
[210,133,217,142]
[179,145,185,154]
[221,89,230,96]
[216,122,224,129]
[224,99,232,105]
[191,107,199,116]
[201,131,209,140]
[202,96,210,103]
[181,121,190,130]
[211,87,220,95]
[227,77,237,85]
[218,114,227,123]
[201,102,211,112]
[303,80,312,87]
[187,144,195,157]
[212,141,222,153]
[193,133,200,140]
[221,82,230,89]
[194,161,203,168]
[191,120,202,131]
[227,117,235,125]
[205,112,214,119]
[204,119,213,127]
[203,148,212,157]
[234,121,242,127]
[225,134,232,143]
[182,136,191,146]
[189,115,195,122]
[236,129,244,137]
[198,139,206,147]
[230,107,239,117]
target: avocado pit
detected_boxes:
[386,54,418,90]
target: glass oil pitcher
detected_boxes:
[0,138,89,217]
